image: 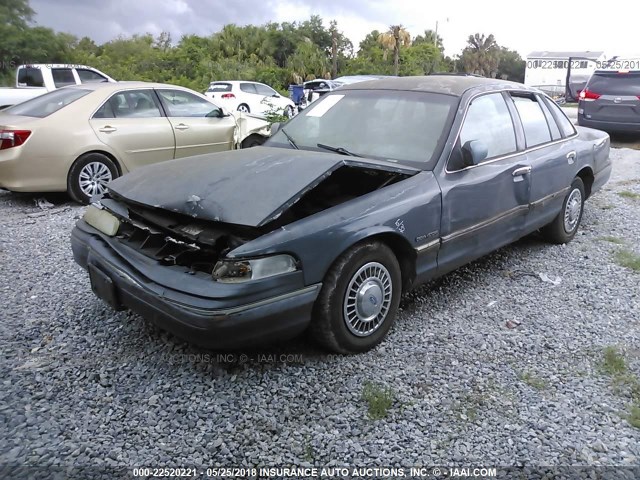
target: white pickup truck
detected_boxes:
[0,64,116,109]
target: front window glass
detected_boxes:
[459,93,517,160]
[156,89,217,117]
[268,90,456,166]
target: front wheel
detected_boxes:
[68,153,119,204]
[285,105,295,118]
[310,241,402,353]
[540,177,585,244]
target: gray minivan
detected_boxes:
[577,70,640,133]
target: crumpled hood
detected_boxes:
[107,146,418,227]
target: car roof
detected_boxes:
[339,75,528,96]
[64,81,193,92]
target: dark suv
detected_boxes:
[578,70,640,133]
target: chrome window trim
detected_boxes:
[444,89,578,175]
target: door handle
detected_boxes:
[512,166,532,177]
[174,123,190,130]
[98,126,117,133]
[566,151,576,164]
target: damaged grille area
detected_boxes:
[105,197,258,274]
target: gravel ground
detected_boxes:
[1,147,640,477]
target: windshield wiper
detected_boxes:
[280,127,299,150]
[316,143,363,157]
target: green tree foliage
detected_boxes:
[496,47,525,82]
[461,33,500,77]
[1,1,524,90]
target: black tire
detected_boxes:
[540,177,585,244]
[237,104,250,113]
[67,152,119,204]
[241,134,266,148]
[310,241,402,353]
[285,105,295,118]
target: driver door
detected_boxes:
[155,89,236,158]
[437,92,531,272]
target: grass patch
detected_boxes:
[362,381,394,420]
[599,236,625,244]
[617,191,640,200]
[602,346,627,375]
[519,371,547,390]
[601,347,640,430]
[615,250,640,272]
[628,404,640,429]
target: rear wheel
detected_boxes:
[68,153,119,204]
[237,104,250,113]
[540,177,585,244]
[310,241,401,353]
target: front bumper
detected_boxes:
[71,222,321,349]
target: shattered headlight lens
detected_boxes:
[83,205,120,236]
[212,255,298,283]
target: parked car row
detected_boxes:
[204,80,296,117]
[0,82,271,203]
[0,64,115,109]
[577,69,640,133]
[69,76,611,353]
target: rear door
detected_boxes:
[581,71,640,124]
[437,92,531,272]
[89,89,175,170]
[155,89,235,158]
[507,92,577,231]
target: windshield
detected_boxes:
[267,89,457,167]
[5,87,91,118]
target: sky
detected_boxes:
[31,0,640,59]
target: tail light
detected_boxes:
[579,88,600,101]
[0,129,31,150]
[221,93,235,99]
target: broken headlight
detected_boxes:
[212,255,298,283]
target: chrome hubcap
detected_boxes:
[343,262,392,337]
[563,188,582,233]
[79,162,112,197]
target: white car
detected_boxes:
[204,81,295,117]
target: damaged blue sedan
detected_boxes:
[71,76,611,353]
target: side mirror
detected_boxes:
[461,140,488,167]
[270,122,282,134]
[272,93,280,98]
[206,107,229,118]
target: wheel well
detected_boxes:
[241,133,267,149]
[368,233,417,293]
[71,150,123,177]
[577,167,594,199]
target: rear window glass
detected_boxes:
[52,68,76,88]
[17,67,44,87]
[207,83,232,92]
[77,69,107,83]
[587,72,640,96]
[542,97,577,137]
[511,95,552,148]
[4,88,91,118]
[240,83,257,94]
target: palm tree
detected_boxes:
[378,25,411,76]
[461,33,500,77]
